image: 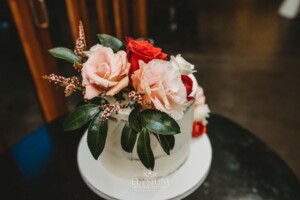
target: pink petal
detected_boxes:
[84,84,102,100]
[106,76,129,96]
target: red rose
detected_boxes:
[192,121,206,137]
[126,37,167,77]
[187,96,195,101]
[181,75,193,96]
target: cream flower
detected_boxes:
[194,85,210,124]
[194,104,210,124]
[195,86,206,107]
[132,59,188,120]
[81,45,130,99]
[170,54,196,75]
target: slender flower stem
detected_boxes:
[43,74,82,96]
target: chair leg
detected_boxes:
[96,0,111,34]
[133,0,147,37]
[9,0,68,122]
[65,0,92,46]
[120,0,129,37]
[112,0,123,39]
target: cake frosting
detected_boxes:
[99,75,198,179]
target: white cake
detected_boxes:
[99,75,198,179]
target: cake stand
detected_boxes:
[77,132,212,200]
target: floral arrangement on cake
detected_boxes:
[43,22,210,170]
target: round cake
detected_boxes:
[99,75,198,179]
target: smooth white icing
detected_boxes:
[99,75,198,179]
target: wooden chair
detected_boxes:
[66,0,147,42]
[8,0,148,122]
[8,0,68,122]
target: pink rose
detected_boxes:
[132,59,187,120]
[195,86,206,107]
[194,85,210,124]
[81,45,130,99]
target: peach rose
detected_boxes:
[132,59,188,120]
[81,45,130,99]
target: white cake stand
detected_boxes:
[77,132,212,200]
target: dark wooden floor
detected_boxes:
[0,0,300,178]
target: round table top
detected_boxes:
[0,114,299,200]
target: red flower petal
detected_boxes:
[187,96,195,101]
[126,38,168,79]
[181,75,193,96]
[192,121,206,137]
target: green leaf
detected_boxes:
[121,122,138,153]
[97,34,123,52]
[137,128,155,170]
[63,104,99,131]
[128,106,142,132]
[141,110,181,135]
[49,47,81,63]
[154,134,175,155]
[87,112,108,159]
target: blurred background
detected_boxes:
[0,0,299,179]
